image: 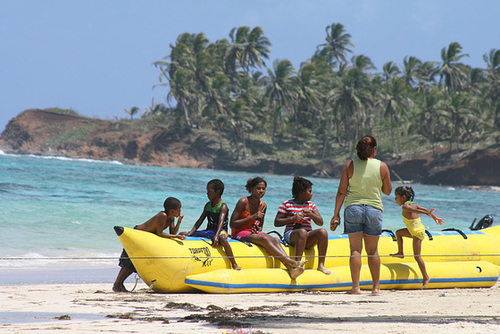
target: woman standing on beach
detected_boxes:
[330,135,392,294]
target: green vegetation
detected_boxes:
[44,107,80,116]
[48,125,99,146]
[136,23,499,162]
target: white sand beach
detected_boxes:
[1,279,499,333]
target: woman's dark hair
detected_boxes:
[395,186,415,202]
[292,176,313,198]
[356,135,377,160]
[163,197,181,212]
[208,179,224,196]
[245,176,267,193]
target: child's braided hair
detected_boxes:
[395,186,415,202]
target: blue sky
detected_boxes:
[1,0,499,132]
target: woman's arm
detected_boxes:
[255,204,266,232]
[380,161,393,196]
[330,161,351,229]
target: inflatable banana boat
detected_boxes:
[114,223,500,293]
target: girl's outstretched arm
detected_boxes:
[405,204,445,225]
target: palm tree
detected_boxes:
[402,56,422,87]
[154,32,217,127]
[438,92,474,150]
[438,42,469,92]
[483,49,500,129]
[382,61,401,81]
[413,88,443,154]
[333,62,372,151]
[124,106,140,120]
[226,26,271,75]
[315,23,353,65]
[378,77,412,157]
[264,59,297,148]
[202,73,230,150]
[415,61,439,93]
[294,62,323,135]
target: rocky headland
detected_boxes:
[1,109,499,187]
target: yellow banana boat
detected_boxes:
[185,261,499,293]
[114,225,500,293]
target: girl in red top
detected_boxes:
[230,176,306,279]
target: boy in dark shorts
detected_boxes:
[112,197,186,292]
[182,179,241,270]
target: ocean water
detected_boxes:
[1,150,499,275]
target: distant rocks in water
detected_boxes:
[1,109,499,186]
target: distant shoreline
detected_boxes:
[2,109,500,186]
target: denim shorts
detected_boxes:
[344,205,383,236]
[283,230,292,244]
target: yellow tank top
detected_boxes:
[345,158,383,211]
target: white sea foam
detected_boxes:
[0,150,122,165]
[0,251,119,269]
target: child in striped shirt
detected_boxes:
[274,176,331,275]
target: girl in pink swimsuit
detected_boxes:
[230,176,307,279]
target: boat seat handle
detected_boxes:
[442,228,468,239]
[268,230,289,246]
[381,229,396,241]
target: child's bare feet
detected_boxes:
[288,266,305,279]
[292,260,307,269]
[112,284,128,293]
[232,263,242,270]
[422,276,431,288]
[390,252,404,259]
[317,264,331,275]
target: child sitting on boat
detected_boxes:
[181,179,241,270]
[390,186,445,288]
[112,196,186,292]
[274,176,331,275]
[230,176,306,279]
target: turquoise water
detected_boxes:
[1,150,499,271]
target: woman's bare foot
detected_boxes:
[422,276,431,288]
[371,287,381,295]
[317,264,331,275]
[347,287,362,295]
[390,252,404,259]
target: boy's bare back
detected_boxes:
[136,211,171,235]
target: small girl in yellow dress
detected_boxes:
[390,186,445,288]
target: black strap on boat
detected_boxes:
[442,228,468,239]
[268,230,289,246]
[229,236,253,247]
[381,229,396,241]
[425,229,433,241]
